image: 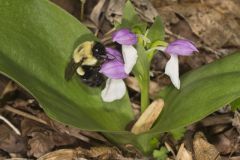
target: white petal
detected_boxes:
[165,54,180,89]
[101,79,126,102]
[122,45,138,74]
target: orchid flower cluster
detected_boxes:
[99,29,198,102]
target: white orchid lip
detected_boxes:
[101,79,126,102]
[122,45,138,74]
[165,54,180,89]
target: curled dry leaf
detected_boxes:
[193,132,221,160]
[176,143,192,160]
[131,99,164,134]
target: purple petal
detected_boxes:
[165,39,199,56]
[106,47,123,63]
[99,60,128,79]
[112,29,137,45]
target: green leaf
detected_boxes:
[153,147,168,160]
[152,53,240,132]
[230,97,240,111]
[170,127,186,140]
[120,0,147,32]
[147,16,165,42]
[0,0,134,132]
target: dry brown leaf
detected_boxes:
[90,0,106,27]
[37,149,78,160]
[232,111,240,134]
[38,147,129,160]
[131,99,164,134]
[193,132,221,160]
[125,77,162,98]
[105,0,125,24]
[155,1,240,49]
[0,124,26,154]
[176,143,192,160]
[131,0,158,23]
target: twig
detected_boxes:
[4,105,48,125]
[0,114,21,135]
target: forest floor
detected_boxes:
[0,0,240,159]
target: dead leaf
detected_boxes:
[0,124,26,154]
[176,143,192,160]
[38,147,130,160]
[37,149,77,160]
[105,0,125,24]
[131,0,158,23]
[90,0,106,27]
[125,77,162,98]
[155,1,240,49]
[131,99,164,134]
[193,132,221,160]
[232,111,240,134]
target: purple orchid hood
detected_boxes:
[165,39,199,56]
[112,29,137,45]
[99,48,127,79]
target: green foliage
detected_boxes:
[147,16,165,42]
[231,97,240,111]
[170,127,186,140]
[120,0,147,32]
[153,147,168,160]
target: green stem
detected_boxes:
[140,71,150,113]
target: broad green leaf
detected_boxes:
[0,0,134,132]
[147,16,165,42]
[152,53,240,132]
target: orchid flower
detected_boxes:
[159,39,198,89]
[99,29,138,102]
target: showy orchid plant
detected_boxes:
[1,0,240,156]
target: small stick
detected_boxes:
[4,105,48,125]
[0,114,21,135]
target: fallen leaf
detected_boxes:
[0,124,26,154]
[232,111,240,134]
[125,76,162,98]
[176,143,192,160]
[105,0,125,24]
[90,0,106,27]
[131,99,164,134]
[193,132,221,160]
